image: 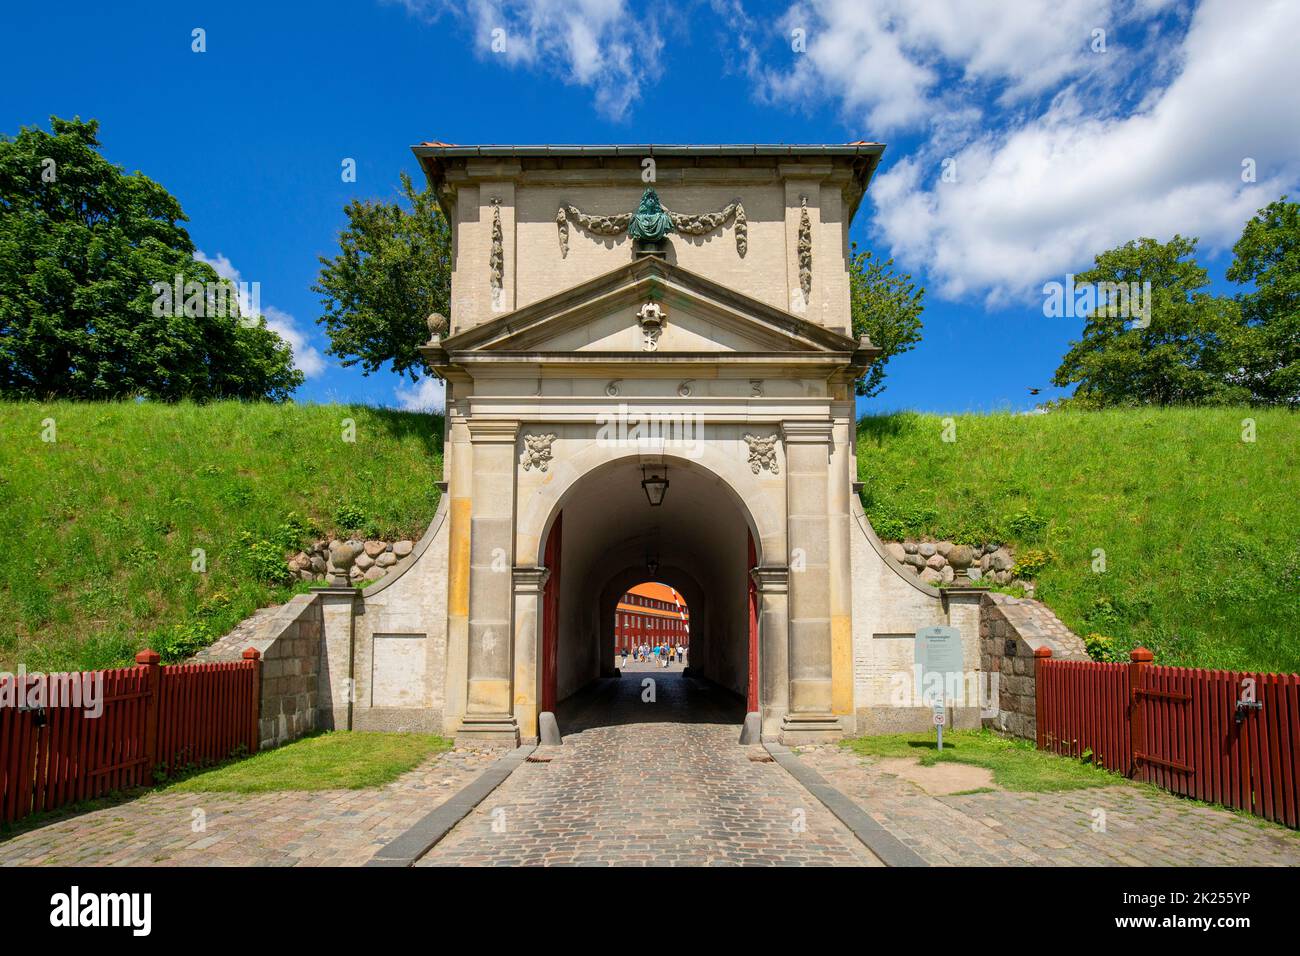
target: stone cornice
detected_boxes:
[750,566,790,593]
[512,566,551,593]
[465,419,520,443]
[781,420,835,444]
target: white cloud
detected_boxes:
[756,0,1300,304]
[394,0,663,120]
[394,376,446,413]
[194,250,326,378]
[756,0,1126,133]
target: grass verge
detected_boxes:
[163,731,453,793]
[844,729,1125,792]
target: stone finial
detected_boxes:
[426,312,448,340]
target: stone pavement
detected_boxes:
[6,670,1297,867]
[0,747,497,867]
[416,669,883,866]
[795,744,1300,866]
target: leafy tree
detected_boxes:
[0,116,302,401]
[313,172,450,380]
[1052,236,1249,406]
[848,245,925,397]
[1226,198,1300,405]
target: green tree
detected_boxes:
[848,245,925,397]
[1226,198,1300,405]
[0,116,302,401]
[1052,236,1249,406]
[313,172,451,380]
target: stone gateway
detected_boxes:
[313,143,992,746]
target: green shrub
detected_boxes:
[1085,633,1125,663]
[1012,548,1051,578]
[333,503,366,533]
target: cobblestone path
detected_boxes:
[417,669,882,866]
[0,748,495,866]
[796,744,1300,866]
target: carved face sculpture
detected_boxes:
[628,188,675,242]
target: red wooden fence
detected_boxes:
[0,648,261,825]
[1037,647,1300,828]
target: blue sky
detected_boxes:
[2,0,1296,415]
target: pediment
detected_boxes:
[435,257,860,359]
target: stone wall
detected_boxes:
[883,539,1034,591]
[194,592,323,749]
[288,538,416,585]
[980,592,1089,740]
[850,500,986,734]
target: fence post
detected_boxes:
[135,649,162,783]
[1034,646,1052,749]
[243,648,262,754]
[1128,647,1153,778]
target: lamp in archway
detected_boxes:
[641,465,669,507]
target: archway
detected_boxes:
[611,582,691,669]
[535,456,761,732]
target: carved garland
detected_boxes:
[743,434,780,475]
[797,196,812,302]
[489,197,504,304]
[557,200,747,257]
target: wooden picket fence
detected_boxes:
[0,649,261,824]
[1036,647,1300,828]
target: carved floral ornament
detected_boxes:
[489,197,504,306]
[797,195,812,302]
[521,433,556,472]
[556,187,747,258]
[743,433,780,475]
[637,301,666,351]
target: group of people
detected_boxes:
[622,643,685,668]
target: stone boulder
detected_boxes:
[393,540,414,558]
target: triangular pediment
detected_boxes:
[436,257,859,358]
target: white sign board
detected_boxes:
[914,625,964,706]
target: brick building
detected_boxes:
[614,582,690,652]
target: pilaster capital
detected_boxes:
[750,566,790,593]
[512,566,551,594]
[780,420,834,445]
[466,419,520,444]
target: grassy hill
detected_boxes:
[0,402,442,672]
[858,407,1300,674]
[2,402,1295,677]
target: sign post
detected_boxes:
[915,625,963,752]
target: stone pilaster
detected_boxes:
[511,565,550,743]
[313,586,357,731]
[458,419,521,744]
[780,420,842,742]
[751,565,790,739]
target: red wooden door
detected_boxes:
[747,531,759,713]
[541,512,562,713]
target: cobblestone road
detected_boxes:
[417,668,882,866]
[796,744,1300,866]
[0,748,495,866]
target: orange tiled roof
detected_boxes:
[628,582,680,604]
